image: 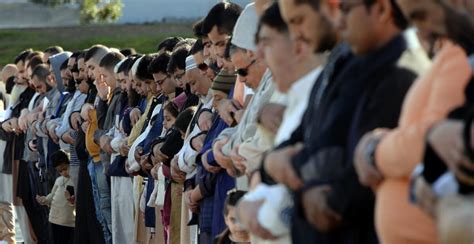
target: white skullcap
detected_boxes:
[131,56,143,77]
[232,3,258,52]
[185,55,197,72]
[114,59,126,74]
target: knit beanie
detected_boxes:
[211,70,236,95]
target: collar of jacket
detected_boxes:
[45,87,59,100]
[355,34,407,73]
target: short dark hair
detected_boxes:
[117,57,133,74]
[258,2,288,35]
[193,19,205,38]
[174,107,196,133]
[189,39,204,55]
[27,56,44,71]
[167,47,190,74]
[157,37,184,52]
[60,59,69,71]
[14,49,33,64]
[51,150,70,168]
[223,190,246,215]
[173,39,197,52]
[31,64,51,82]
[99,51,125,70]
[148,52,171,74]
[84,44,108,62]
[127,55,143,75]
[70,51,82,60]
[136,55,154,81]
[44,46,64,55]
[77,51,86,61]
[201,1,242,36]
[26,51,44,64]
[120,48,136,57]
[363,0,408,29]
[163,101,180,118]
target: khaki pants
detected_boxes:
[169,183,182,244]
[0,202,14,243]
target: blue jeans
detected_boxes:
[88,160,112,244]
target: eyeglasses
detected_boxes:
[155,75,168,85]
[174,71,186,82]
[198,63,208,72]
[235,59,256,77]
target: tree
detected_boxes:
[29,0,123,24]
[80,0,123,24]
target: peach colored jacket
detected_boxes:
[375,42,471,244]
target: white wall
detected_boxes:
[117,0,252,24]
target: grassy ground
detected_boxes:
[0,23,193,67]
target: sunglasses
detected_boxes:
[235,59,256,77]
[198,63,208,71]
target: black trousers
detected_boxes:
[51,223,74,244]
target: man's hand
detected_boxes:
[413,176,437,217]
[62,130,75,145]
[48,125,59,144]
[213,137,233,169]
[140,154,153,171]
[130,108,142,126]
[81,121,89,133]
[264,143,304,190]
[258,103,285,134]
[302,185,342,232]
[428,120,474,186]
[237,199,277,240]
[134,146,144,163]
[18,109,29,132]
[354,131,387,189]
[171,156,186,182]
[229,144,246,177]
[96,75,110,101]
[151,164,159,180]
[218,99,242,126]
[119,140,130,156]
[70,112,81,131]
[202,150,221,174]
[99,135,113,154]
[184,190,199,213]
[2,119,14,132]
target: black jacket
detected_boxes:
[0,87,36,174]
[263,35,420,243]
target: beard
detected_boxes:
[66,78,77,93]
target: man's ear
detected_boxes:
[246,49,258,60]
[377,0,392,23]
[47,73,56,86]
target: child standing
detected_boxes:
[36,150,75,244]
[216,190,250,244]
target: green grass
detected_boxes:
[0,23,193,67]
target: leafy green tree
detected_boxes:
[81,0,123,24]
[29,0,123,23]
